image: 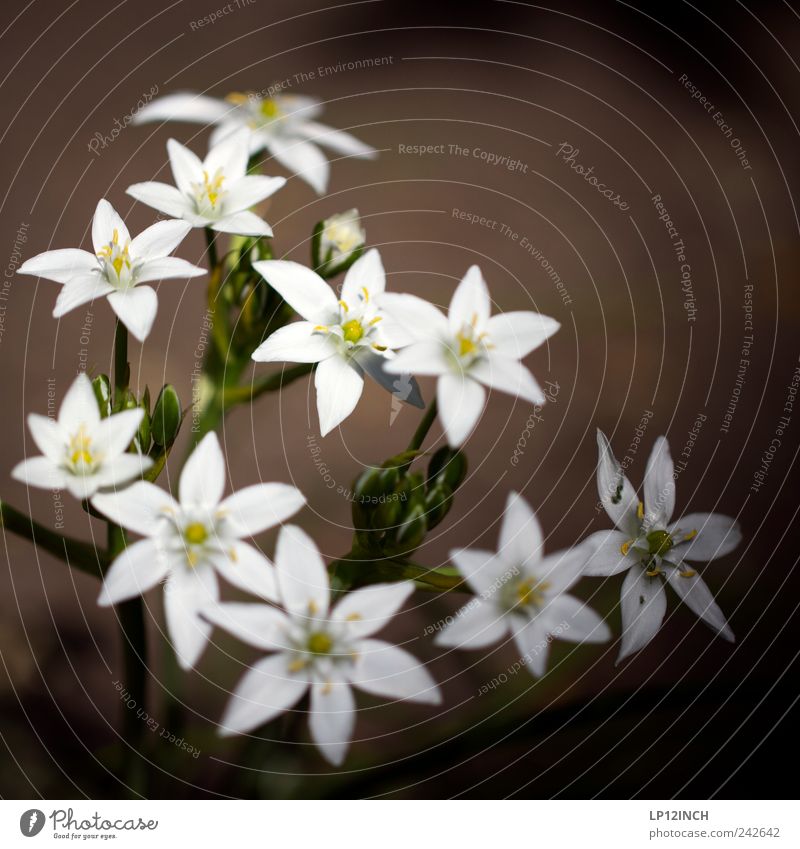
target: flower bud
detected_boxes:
[428,447,468,491]
[353,466,384,502]
[312,209,365,278]
[92,374,111,418]
[392,504,428,554]
[425,483,453,529]
[151,385,181,447]
[137,387,151,451]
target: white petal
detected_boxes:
[544,594,611,644]
[167,138,203,195]
[435,598,508,649]
[350,639,441,705]
[27,413,66,462]
[665,566,734,641]
[581,529,639,576]
[91,408,142,457]
[91,480,179,537]
[211,211,273,237]
[224,175,285,212]
[59,373,100,430]
[511,617,551,677]
[219,483,306,538]
[275,525,330,619]
[449,547,516,597]
[180,431,226,509]
[309,680,356,766]
[204,126,250,181]
[97,539,168,605]
[448,265,490,333]
[267,136,329,194]
[210,543,280,602]
[63,473,103,500]
[470,355,545,405]
[202,601,291,651]
[219,653,308,736]
[296,121,377,158]
[107,287,158,342]
[437,372,485,447]
[18,248,98,284]
[93,452,152,488]
[499,491,544,567]
[92,199,129,255]
[331,582,414,638]
[644,436,675,525]
[314,355,363,436]
[130,218,193,260]
[382,340,450,377]
[486,311,560,358]
[252,260,337,322]
[53,274,114,317]
[535,547,590,595]
[341,248,385,304]
[618,566,667,663]
[135,256,206,284]
[132,92,230,125]
[164,563,219,669]
[251,321,336,364]
[596,430,640,534]
[126,181,194,220]
[11,457,68,490]
[356,350,425,407]
[669,513,742,562]
[379,292,449,341]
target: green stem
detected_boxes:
[113,319,128,405]
[204,227,219,271]
[0,500,105,577]
[408,398,438,452]
[222,363,313,405]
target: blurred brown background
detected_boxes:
[1,0,799,798]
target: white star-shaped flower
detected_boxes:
[92,432,306,669]
[127,128,285,237]
[435,492,610,676]
[203,524,441,765]
[11,373,151,500]
[251,248,422,436]
[583,430,741,662]
[132,90,376,194]
[17,199,204,341]
[382,266,560,447]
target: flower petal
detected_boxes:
[92,452,152,488]
[18,249,98,284]
[211,211,273,237]
[331,582,414,638]
[202,601,291,651]
[296,121,377,158]
[618,566,667,663]
[544,594,611,644]
[91,408,143,457]
[132,92,231,125]
[91,480,179,537]
[470,355,545,405]
[251,321,337,364]
[450,547,517,597]
[379,292,449,341]
[11,457,68,490]
[581,529,639,576]
[204,126,250,181]
[126,181,195,220]
[644,436,675,526]
[351,639,441,705]
[669,513,742,562]
[511,617,551,677]
[135,256,206,284]
[219,483,306,537]
[267,135,329,194]
[59,373,100,430]
[449,265,490,333]
[179,431,226,510]
[664,565,734,641]
[218,653,308,736]
[382,340,450,377]
[53,274,114,317]
[275,525,330,620]
[92,199,129,255]
[437,372,485,447]
[486,311,560,358]
[314,355,363,436]
[252,260,337,322]
[435,598,508,649]
[167,138,203,196]
[341,248,385,304]
[97,539,168,606]
[27,413,65,462]
[107,287,158,342]
[164,563,219,669]
[499,491,544,567]
[224,175,286,212]
[210,542,280,602]
[309,680,356,766]
[596,429,640,534]
[130,218,193,260]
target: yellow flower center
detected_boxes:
[307,632,333,655]
[516,579,549,609]
[184,522,208,545]
[646,529,673,558]
[202,169,225,208]
[259,98,282,119]
[68,427,96,470]
[457,332,477,357]
[97,228,131,281]
[342,319,364,344]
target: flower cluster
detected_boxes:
[6,87,743,770]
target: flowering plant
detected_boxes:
[2,89,741,791]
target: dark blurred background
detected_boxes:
[1,0,799,798]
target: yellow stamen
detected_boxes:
[368,316,382,326]
[683,529,698,541]
[338,300,349,312]
[620,540,633,556]
[646,566,662,577]
[361,286,369,303]
[313,325,329,333]
[321,682,333,695]
[308,600,319,615]
[225,91,251,105]
[637,501,644,520]
[679,568,696,578]
[288,658,306,672]
[187,551,199,568]
[371,343,387,352]
[346,613,362,621]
